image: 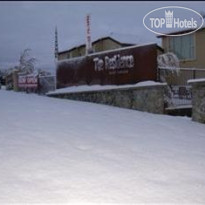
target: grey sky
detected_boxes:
[0,1,204,72]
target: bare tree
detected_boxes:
[19,49,37,74]
[158,52,180,84]
[157,52,180,107]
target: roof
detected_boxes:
[58,44,85,55]
[58,43,163,63]
[157,26,205,38]
[58,32,152,54]
[92,36,134,47]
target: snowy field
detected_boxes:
[0,89,205,204]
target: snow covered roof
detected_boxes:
[157,26,205,38]
[59,32,152,54]
[96,32,144,45]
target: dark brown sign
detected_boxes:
[56,43,158,88]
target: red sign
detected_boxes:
[18,75,38,88]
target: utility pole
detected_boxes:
[85,14,93,55]
[55,26,59,60]
[54,26,59,90]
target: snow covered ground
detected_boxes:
[0,89,205,204]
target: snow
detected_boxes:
[166,104,192,110]
[157,26,205,38]
[1,90,205,204]
[103,32,151,45]
[47,81,165,95]
[157,53,180,76]
[188,78,205,84]
[170,98,192,107]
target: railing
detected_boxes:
[158,67,205,85]
[158,67,205,108]
[167,85,192,107]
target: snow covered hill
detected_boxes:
[0,90,205,204]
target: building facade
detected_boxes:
[158,28,205,69]
[57,36,134,61]
[56,43,163,88]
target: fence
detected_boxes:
[158,67,205,107]
[16,73,56,94]
[38,75,56,94]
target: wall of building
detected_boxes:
[93,40,103,52]
[69,48,80,58]
[180,30,205,68]
[58,38,123,60]
[93,38,122,53]
[78,46,86,56]
[58,47,85,61]
[58,52,69,60]
[161,29,205,69]
[5,71,19,90]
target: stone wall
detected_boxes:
[48,84,166,114]
[188,79,205,123]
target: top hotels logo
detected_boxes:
[165,10,173,28]
[143,6,204,36]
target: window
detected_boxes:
[168,34,195,60]
[67,52,73,59]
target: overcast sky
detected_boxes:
[0,1,204,72]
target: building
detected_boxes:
[57,33,149,60]
[157,27,205,87]
[56,32,163,88]
[56,43,163,88]
[157,27,205,69]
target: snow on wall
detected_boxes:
[47,81,164,95]
[188,78,205,84]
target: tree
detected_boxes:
[157,52,180,107]
[157,52,180,84]
[19,49,37,74]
